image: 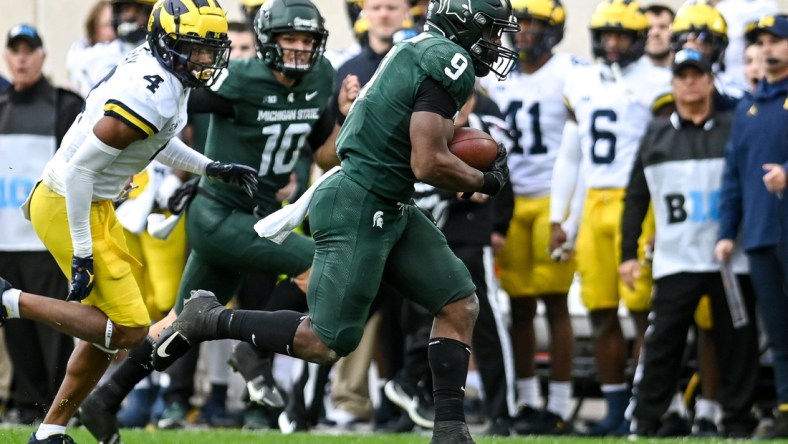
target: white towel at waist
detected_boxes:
[254,165,341,244]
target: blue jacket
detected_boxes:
[719,77,788,251]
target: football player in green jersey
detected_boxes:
[152,0,519,442]
[78,0,353,441]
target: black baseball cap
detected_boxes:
[672,48,712,75]
[6,24,43,49]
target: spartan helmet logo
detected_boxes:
[372,211,384,228]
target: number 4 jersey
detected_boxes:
[564,57,671,189]
[43,44,189,199]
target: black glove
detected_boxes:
[205,161,258,198]
[479,143,509,196]
[68,255,95,302]
[167,177,200,215]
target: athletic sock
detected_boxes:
[2,288,20,318]
[517,377,541,409]
[35,424,66,440]
[694,397,719,421]
[217,309,304,356]
[547,380,572,420]
[101,336,155,410]
[429,337,471,423]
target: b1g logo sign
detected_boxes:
[0,176,34,209]
[664,190,721,224]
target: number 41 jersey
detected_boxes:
[338,31,476,203]
[564,57,671,189]
[482,53,585,197]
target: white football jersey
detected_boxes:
[66,39,136,98]
[43,43,189,200]
[483,53,586,197]
[564,57,671,189]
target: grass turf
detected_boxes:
[0,427,776,444]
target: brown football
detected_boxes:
[448,127,498,171]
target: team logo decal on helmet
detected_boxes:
[511,0,565,61]
[254,0,329,79]
[426,0,520,79]
[589,0,648,68]
[147,0,231,88]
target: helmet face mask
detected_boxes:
[111,0,156,44]
[511,0,565,62]
[671,1,728,67]
[254,0,328,79]
[589,0,647,68]
[147,0,231,88]
[426,0,520,79]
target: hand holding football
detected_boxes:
[448,127,499,171]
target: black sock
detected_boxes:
[217,309,304,356]
[101,336,155,410]
[429,337,471,423]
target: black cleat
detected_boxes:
[152,290,225,371]
[384,379,435,429]
[657,412,691,437]
[80,390,122,443]
[692,417,719,437]
[430,420,475,444]
[27,433,77,444]
[227,342,284,410]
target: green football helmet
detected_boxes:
[254,0,329,79]
[425,0,520,79]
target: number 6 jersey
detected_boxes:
[563,57,671,189]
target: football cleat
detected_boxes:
[80,390,122,444]
[152,290,225,371]
[157,401,188,430]
[430,420,475,444]
[227,342,285,409]
[384,379,435,429]
[27,433,77,444]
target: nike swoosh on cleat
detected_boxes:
[252,333,257,346]
[157,332,181,358]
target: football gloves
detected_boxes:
[479,143,509,196]
[167,177,200,215]
[68,255,95,302]
[205,161,258,198]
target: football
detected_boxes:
[448,127,499,171]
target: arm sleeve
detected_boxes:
[187,88,235,117]
[719,136,743,240]
[621,150,650,262]
[492,180,514,236]
[155,137,212,175]
[307,108,336,151]
[64,132,122,257]
[549,120,581,223]
[413,77,456,119]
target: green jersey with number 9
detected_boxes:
[200,56,335,211]
[337,31,476,203]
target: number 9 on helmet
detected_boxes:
[147,0,231,88]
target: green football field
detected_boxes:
[1,427,783,444]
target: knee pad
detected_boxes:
[92,318,119,354]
